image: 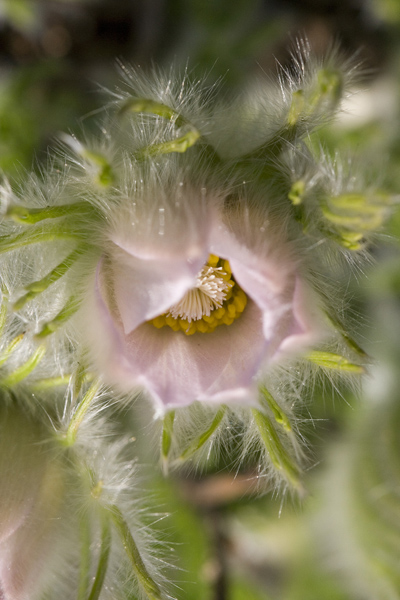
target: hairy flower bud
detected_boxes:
[0,406,68,600]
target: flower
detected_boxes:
[0,51,373,487]
[81,180,323,413]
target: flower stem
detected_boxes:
[64,380,101,446]
[14,244,90,310]
[77,514,92,600]
[87,514,112,600]
[0,344,46,386]
[179,405,227,462]
[109,505,162,600]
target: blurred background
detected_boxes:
[1,1,400,599]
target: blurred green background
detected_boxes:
[1,1,400,599]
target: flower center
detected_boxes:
[168,262,233,322]
[150,254,247,335]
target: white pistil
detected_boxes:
[168,265,232,322]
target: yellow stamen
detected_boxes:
[149,255,247,335]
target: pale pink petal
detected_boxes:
[124,299,267,410]
[277,277,326,355]
[110,246,206,334]
[210,221,296,355]
[87,272,267,409]
[109,188,211,263]
[83,211,321,411]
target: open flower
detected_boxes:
[0,54,372,490]
[81,181,322,413]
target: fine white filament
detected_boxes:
[168,265,231,322]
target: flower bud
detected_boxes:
[0,405,67,600]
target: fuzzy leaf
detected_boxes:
[306,351,365,373]
[252,408,302,491]
[14,243,89,310]
[161,410,175,474]
[178,405,227,462]
[110,505,163,600]
[260,386,292,432]
[0,343,46,386]
[120,97,187,128]
[36,295,81,338]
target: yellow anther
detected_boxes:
[196,320,208,333]
[222,315,234,326]
[203,314,215,323]
[152,316,165,329]
[179,318,189,331]
[207,254,219,267]
[214,307,225,319]
[227,303,236,317]
[166,315,180,331]
[233,289,247,312]
[223,260,231,274]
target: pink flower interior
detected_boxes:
[86,220,319,411]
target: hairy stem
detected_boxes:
[87,515,112,600]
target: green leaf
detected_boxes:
[6,202,92,225]
[110,505,162,600]
[161,410,175,474]
[288,180,306,206]
[36,295,81,338]
[64,380,101,447]
[0,222,84,254]
[178,405,227,462]
[305,351,365,373]
[252,408,302,491]
[0,333,24,368]
[138,128,201,158]
[260,386,292,432]
[0,343,46,386]
[120,97,187,128]
[14,244,89,310]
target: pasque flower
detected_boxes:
[0,42,380,487]
[83,177,321,413]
